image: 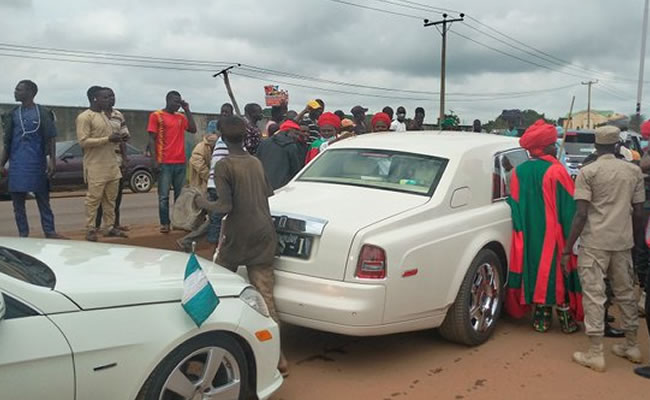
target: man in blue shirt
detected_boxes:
[0,80,65,238]
[504,121,519,137]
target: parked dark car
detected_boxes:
[0,140,155,197]
[54,140,155,192]
[562,130,644,180]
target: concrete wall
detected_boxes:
[0,103,218,153]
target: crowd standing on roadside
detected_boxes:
[1,79,649,380]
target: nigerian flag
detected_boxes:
[182,253,219,327]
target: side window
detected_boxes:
[493,149,529,201]
[126,145,141,156]
[66,144,83,158]
[1,294,38,319]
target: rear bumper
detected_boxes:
[274,270,387,334]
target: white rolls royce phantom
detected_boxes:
[270,131,527,346]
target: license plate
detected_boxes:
[278,233,312,259]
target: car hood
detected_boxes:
[2,238,248,310]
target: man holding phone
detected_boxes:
[148,91,197,233]
[95,87,130,234]
[77,86,125,241]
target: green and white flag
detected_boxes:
[182,253,219,327]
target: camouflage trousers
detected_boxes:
[577,247,639,337]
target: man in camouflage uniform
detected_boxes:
[563,125,645,372]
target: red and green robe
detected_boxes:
[506,155,584,321]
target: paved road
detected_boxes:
[0,191,159,236]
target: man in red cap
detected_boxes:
[505,119,583,333]
[305,112,341,164]
[371,112,391,132]
[256,120,305,190]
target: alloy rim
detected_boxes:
[159,346,241,400]
[134,174,151,191]
[469,262,500,333]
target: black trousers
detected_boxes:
[95,178,124,228]
[645,268,650,335]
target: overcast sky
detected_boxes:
[1,0,649,123]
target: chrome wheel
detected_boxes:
[160,346,241,400]
[469,262,500,333]
[132,172,152,192]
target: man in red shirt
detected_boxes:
[148,91,197,233]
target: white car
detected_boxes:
[0,238,283,400]
[270,131,528,345]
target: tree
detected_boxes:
[629,113,647,132]
[484,109,555,133]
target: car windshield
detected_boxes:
[0,247,56,289]
[55,140,76,158]
[564,142,595,156]
[298,149,447,196]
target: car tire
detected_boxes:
[130,169,153,193]
[136,332,251,400]
[439,248,503,346]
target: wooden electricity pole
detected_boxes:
[581,80,598,129]
[424,13,464,126]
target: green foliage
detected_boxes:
[484,109,556,133]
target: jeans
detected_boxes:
[11,191,56,237]
[96,177,124,229]
[157,164,186,226]
[206,188,223,244]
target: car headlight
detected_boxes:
[239,287,270,318]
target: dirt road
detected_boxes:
[2,209,648,399]
[53,226,650,400]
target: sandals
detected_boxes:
[533,305,553,333]
[557,305,580,334]
[105,228,129,238]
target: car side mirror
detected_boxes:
[0,293,6,322]
[61,154,73,162]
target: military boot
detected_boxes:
[573,336,606,372]
[612,332,643,364]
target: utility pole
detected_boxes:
[636,0,649,131]
[581,80,598,129]
[424,13,464,126]
[213,64,242,116]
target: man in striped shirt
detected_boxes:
[206,134,229,245]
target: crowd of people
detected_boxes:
[1,79,649,379]
[507,120,649,379]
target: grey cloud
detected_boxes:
[0,0,649,124]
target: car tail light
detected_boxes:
[355,245,387,279]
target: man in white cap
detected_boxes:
[562,125,646,372]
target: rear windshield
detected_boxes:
[0,247,55,289]
[298,149,447,196]
[564,142,595,156]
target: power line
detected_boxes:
[449,30,592,80]
[324,0,421,19]
[0,41,579,98]
[230,71,435,101]
[0,51,227,73]
[0,42,235,68]
[361,0,643,83]
[233,70,577,102]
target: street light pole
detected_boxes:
[636,0,649,130]
[424,13,464,126]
